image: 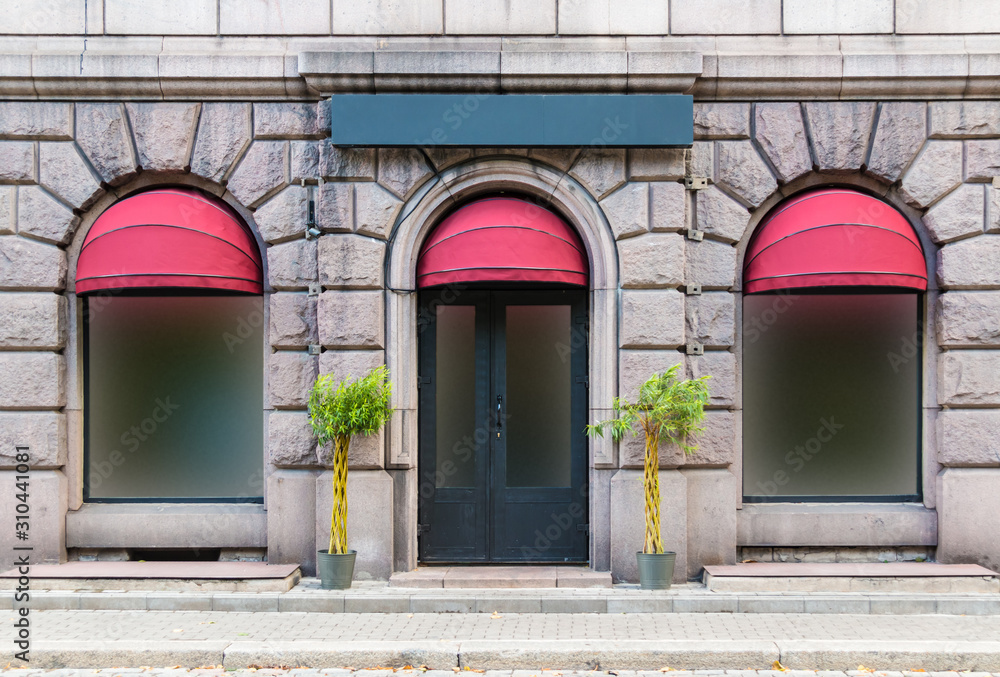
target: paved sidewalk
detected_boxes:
[4,610,1000,670]
[2,672,1000,677]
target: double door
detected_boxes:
[417,289,589,562]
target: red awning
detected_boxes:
[76,187,263,294]
[743,188,927,294]
[417,198,588,288]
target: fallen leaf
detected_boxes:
[772,660,788,672]
[172,629,184,633]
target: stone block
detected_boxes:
[930,102,1000,138]
[320,145,376,180]
[618,349,684,401]
[0,103,73,140]
[125,103,200,174]
[254,102,330,140]
[557,0,669,34]
[316,469,394,580]
[377,148,433,200]
[570,149,626,200]
[0,470,66,570]
[620,290,685,348]
[716,141,777,207]
[804,102,877,172]
[938,410,1000,467]
[867,102,927,184]
[319,349,385,382]
[268,411,319,467]
[0,352,64,409]
[8,1,86,33]
[446,0,555,33]
[316,182,353,232]
[37,142,102,211]
[694,103,750,140]
[190,103,252,183]
[753,103,811,184]
[267,238,317,290]
[672,0,780,34]
[333,0,443,33]
[290,141,319,181]
[650,181,686,233]
[355,182,402,239]
[75,103,137,187]
[938,235,1000,289]
[105,0,217,33]
[66,503,265,549]
[684,410,736,468]
[689,141,714,183]
[269,292,317,349]
[268,351,318,409]
[0,293,65,349]
[427,147,475,170]
[0,412,66,468]
[937,291,1000,346]
[0,188,13,234]
[600,183,647,239]
[255,185,308,244]
[695,186,749,243]
[898,2,1000,33]
[966,139,1000,181]
[318,234,385,289]
[319,429,384,470]
[938,468,1000,571]
[618,233,684,288]
[685,238,737,290]
[0,236,65,291]
[318,290,385,349]
[609,469,687,584]
[0,141,35,183]
[901,141,963,208]
[267,469,319,576]
[16,186,75,245]
[939,350,1000,406]
[682,468,738,578]
[991,184,1000,234]
[228,141,289,208]
[784,0,893,33]
[685,292,735,348]
[628,149,685,181]
[688,350,736,408]
[222,0,331,34]
[924,184,986,243]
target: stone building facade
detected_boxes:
[2,0,1000,581]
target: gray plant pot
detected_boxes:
[316,549,356,590]
[636,551,676,590]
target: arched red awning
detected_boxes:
[743,188,927,294]
[417,198,588,288]
[76,187,263,294]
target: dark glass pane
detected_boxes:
[435,305,477,488]
[505,305,572,488]
[87,296,263,499]
[743,293,920,499]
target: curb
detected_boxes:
[5,640,1000,671]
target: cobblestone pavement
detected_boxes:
[2,671,1000,677]
[16,610,1000,643]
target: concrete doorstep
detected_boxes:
[9,639,1000,671]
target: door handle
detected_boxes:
[496,395,502,438]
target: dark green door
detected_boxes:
[417,289,589,562]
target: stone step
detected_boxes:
[703,562,1000,593]
[388,565,612,589]
[0,561,301,592]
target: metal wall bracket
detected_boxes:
[685,283,702,295]
[308,283,321,297]
[685,176,708,190]
[308,344,321,356]
[686,342,705,356]
[686,228,704,241]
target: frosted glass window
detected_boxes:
[743,293,919,500]
[505,305,572,488]
[434,305,477,488]
[86,296,264,500]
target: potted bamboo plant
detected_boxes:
[587,364,710,589]
[308,365,393,589]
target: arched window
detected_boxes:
[742,188,927,501]
[78,187,264,501]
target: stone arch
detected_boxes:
[384,157,620,570]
